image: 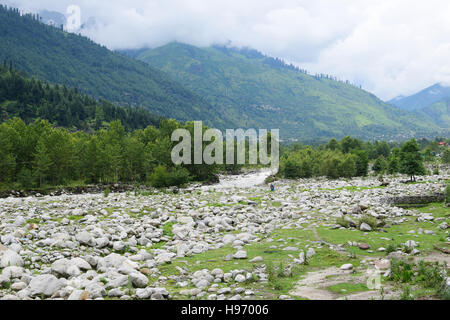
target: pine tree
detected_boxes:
[33,139,52,187]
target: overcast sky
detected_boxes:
[4,0,450,100]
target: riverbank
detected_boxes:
[0,171,448,300]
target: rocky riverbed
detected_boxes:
[0,171,449,300]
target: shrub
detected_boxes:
[400,286,414,300]
[103,187,110,198]
[358,215,378,229]
[149,165,190,188]
[389,259,414,283]
[336,217,349,228]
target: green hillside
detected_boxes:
[0,6,225,128]
[137,42,445,141]
[0,65,161,131]
[418,100,450,128]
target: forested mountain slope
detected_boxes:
[0,6,225,127]
[0,65,162,131]
[136,42,445,141]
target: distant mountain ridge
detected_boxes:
[388,83,450,128]
[388,83,450,111]
[135,42,446,141]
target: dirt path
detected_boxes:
[289,266,398,300]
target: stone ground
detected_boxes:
[0,170,448,300]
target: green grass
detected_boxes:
[327,282,372,295]
[150,227,361,300]
[162,222,176,238]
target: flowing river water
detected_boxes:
[201,169,274,190]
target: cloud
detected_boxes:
[3,0,450,100]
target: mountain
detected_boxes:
[416,98,450,128]
[388,83,450,111]
[135,42,445,141]
[0,6,225,128]
[0,65,161,131]
[388,83,450,128]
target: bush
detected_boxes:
[103,187,110,197]
[336,217,349,228]
[149,165,190,188]
[390,259,449,300]
[358,215,378,229]
[390,259,414,283]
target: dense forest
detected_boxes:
[0,65,161,131]
[0,5,226,127]
[0,117,225,191]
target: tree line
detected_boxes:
[279,136,450,181]
[0,117,259,190]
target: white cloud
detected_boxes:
[3,0,450,100]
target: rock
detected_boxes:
[294,251,305,264]
[306,248,316,258]
[136,288,152,299]
[374,259,390,270]
[360,223,372,232]
[130,272,149,288]
[28,274,64,297]
[283,247,298,251]
[233,250,247,259]
[359,243,370,250]
[108,288,124,297]
[404,240,418,249]
[84,283,106,298]
[0,244,24,268]
[438,222,448,230]
[340,264,353,270]
[211,268,224,278]
[249,256,264,263]
[344,216,357,227]
[51,259,81,278]
[11,282,27,291]
[72,208,87,216]
[155,252,176,264]
[75,231,95,247]
[2,266,24,280]
[68,290,90,300]
[235,274,246,283]
[98,253,138,271]
[218,288,231,294]
[223,234,236,245]
[195,279,210,289]
[150,293,165,300]
[95,237,110,248]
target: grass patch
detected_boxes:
[327,282,372,295]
